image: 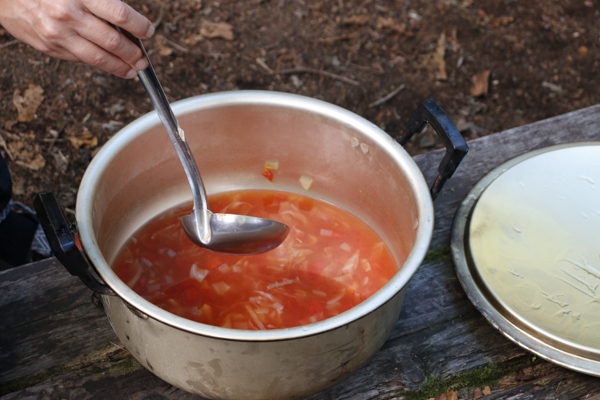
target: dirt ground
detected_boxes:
[1,0,599,211]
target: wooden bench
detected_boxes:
[2,105,600,399]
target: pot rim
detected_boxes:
[77,90,434,341]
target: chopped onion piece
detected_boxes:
[265,160,279,169]
[312,290,327,297]
[147,283,161,292]
[327,291,346,305]
[245,304,266,330]
[361,259,372,271]
[320,229,333,237]
[267,278,297,290]
[190,264,209,282]
[126,265,143,288]
[350,137,359,147]
[166,249,177,258]
[341,250,360,274]
[218,263,231,273]
[140,257,153,267]
[299,175,314,190]
[340,242,352,252]
[212,281,231,295]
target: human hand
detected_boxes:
[0,0,155,78]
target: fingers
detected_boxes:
[84,0,154,39]
[0,0,153,78]
[61,33,139,78]
[76,15,149,71]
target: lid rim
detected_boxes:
[452,141,600,377]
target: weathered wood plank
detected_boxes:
[0,258,117,385]
[3,312,600,400]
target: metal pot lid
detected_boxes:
[452,142,600,376]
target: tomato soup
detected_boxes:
[112,190,398,330]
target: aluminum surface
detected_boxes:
[452,142,600,377]
[75,91,435,398]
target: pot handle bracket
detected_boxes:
[34,192,116,296]
[396,99,468,200]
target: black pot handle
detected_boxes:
[33,192,115,296]
[396,99,468,200]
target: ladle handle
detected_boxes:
[396,99,468,200]
[118,29,210,216]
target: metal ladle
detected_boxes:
[123,32,290,255]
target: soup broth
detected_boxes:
[112,190,399,330]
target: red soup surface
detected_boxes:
[112,190,399,330]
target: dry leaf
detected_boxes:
[0,132,13,160]
[377,16,406,33]
[482,386,492,395]
[154,35,173,56]
[470,70,491,97]
[490,16,514,28]
[185,34,204,46]
[200,21,234,40]
[449,26,460,52]
[191,0,202,10]
[436,390,458,400]
[13,84,45,122]
[68,132,98,149]
[341,15,369,25]
[16,153,46,170]
[423,32,447,81]
[4,120,18,131]
[8,140,46,170]
[51,149,69,173]
[473,387,483,399]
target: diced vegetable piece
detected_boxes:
[212,281,231,295]
[262,167,274,182]
[264,160,279,169]
[190,264,209,282]
[299,175,313,190]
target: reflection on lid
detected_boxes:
[468,145,600,353]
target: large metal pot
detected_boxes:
[35,91,467,399]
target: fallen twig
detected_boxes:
[162,36,189,53]
[256,58,273,73]
[368,84,406,108]
[0,132,14,161]
[152,6,164,29]
[0,39,20,49]
[276,68,359,86]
